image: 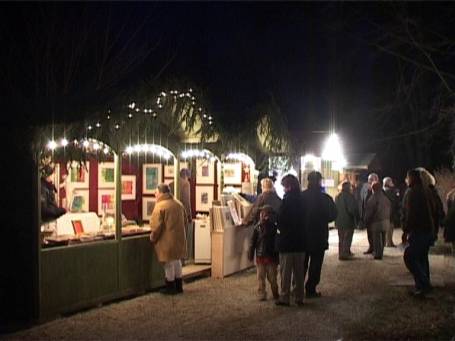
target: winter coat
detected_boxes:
[170,178,192,223]
[401,184,434,234]
[364,190,391,227]
[301,187,337,253]
[276,190,306,253]
[150,193,188,262]
[248,219,279,262]
[429,185,444,237]
[443,196,455,242]
[41,178,66,222]
[359,183,372,228]
[335,190,359,229]
[243,190,282,225]
[384,187,401,226]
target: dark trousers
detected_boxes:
[303,250,325,293]
[366,227,373,251]
[403,231,432,291]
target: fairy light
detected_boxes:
[103,147,109,154]
[61,138,68,147]
[93,142,100,150]
[47,140,57,150]
[96,122,101,128]
[226,152,255,167]
[83,140,90,148]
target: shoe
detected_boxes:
[386,244,396,248]
[259,296,267,301]
[175,278,183,294]
[349,251,354,256]
[275,300,290,306]
[363,249,373,255]
[409,289,426,298]
[306,291,322,299]
[160,280,177,295]
[339,256,350,261]
[373,256,383,260]
[295,300,304,307]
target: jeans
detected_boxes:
[257,263,279,299]
[403,230,433,291]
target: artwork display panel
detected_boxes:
[67,161,90,188]
[196,159,215,184]
[142,164,162,194]
[164,162,189,178]
[98,189,116,215]
[195,185,214,212]
[223,163,242,185]
[98,162,115,188]
[142,197,156,221]
[121,175,136,200]
[69,189,90,213]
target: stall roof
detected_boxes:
[345,153,376,170]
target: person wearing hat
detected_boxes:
[40,165,66,222]
[248,204,279,301]
[301,171,337,298]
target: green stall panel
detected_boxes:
[119,236,164,294]
[40,241,118,317]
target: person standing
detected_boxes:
[248,205,279,301]
[150,183,187,295]
[275,174,306,307]
[335,181,359,260]
[364,181,391,260]
[402,170,435,297]
[40,165,66,222]
[243,177,281,225]
[301,171,337,298]
[383,177,400,247]
[170,168,193,262]
[360,173,379,254]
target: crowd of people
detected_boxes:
[247,168,455,306]
[148,167,455,303]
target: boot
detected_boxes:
[160,279,177,295]
[175,278,184,294]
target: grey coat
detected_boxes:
[335,190,359,229]
[364,191,391,227]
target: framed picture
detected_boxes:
[67,161,90,188]
[98,162,115,188]
[121,175,136,200]
[142,164,162,194]
[223,163,242,184]
[164,162,189,178]
[98,189,116,215]
[196,159,215,184]
[142,197,156,221]
[71,220,84,235]
[69,189,89,212]
[195,186,214,212]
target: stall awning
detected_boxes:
[344,153,376,170]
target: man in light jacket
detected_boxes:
[150,183,188,295]
[364,181,391,260]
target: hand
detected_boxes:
[149,232,155,243]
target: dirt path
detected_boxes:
[5,230,455,340]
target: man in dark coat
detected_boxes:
[301,171,337,298]
[276,174,306,306]
[41,165,66,222]
[360,173,379,254]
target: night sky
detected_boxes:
[1,2,454,179]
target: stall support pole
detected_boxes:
[174,157,180,200]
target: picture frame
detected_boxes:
[67,161,90,188]
[71,220,84,235]
[223,162,242,185]
[195,186,214,212]
[164,162,189,178]
[142,163,162,194]
[69,189,89,212]
[98,162,115,188]
[196,159,215,184]
[142,196,156,221]
[121,175,136,200]
[98,189,116,215]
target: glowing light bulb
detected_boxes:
[61,138,68,147]
[47,140,57,150]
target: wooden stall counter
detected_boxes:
[211,224,254,279]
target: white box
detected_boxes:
[194,218,211,264]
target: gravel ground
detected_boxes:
[5,230,455,340]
